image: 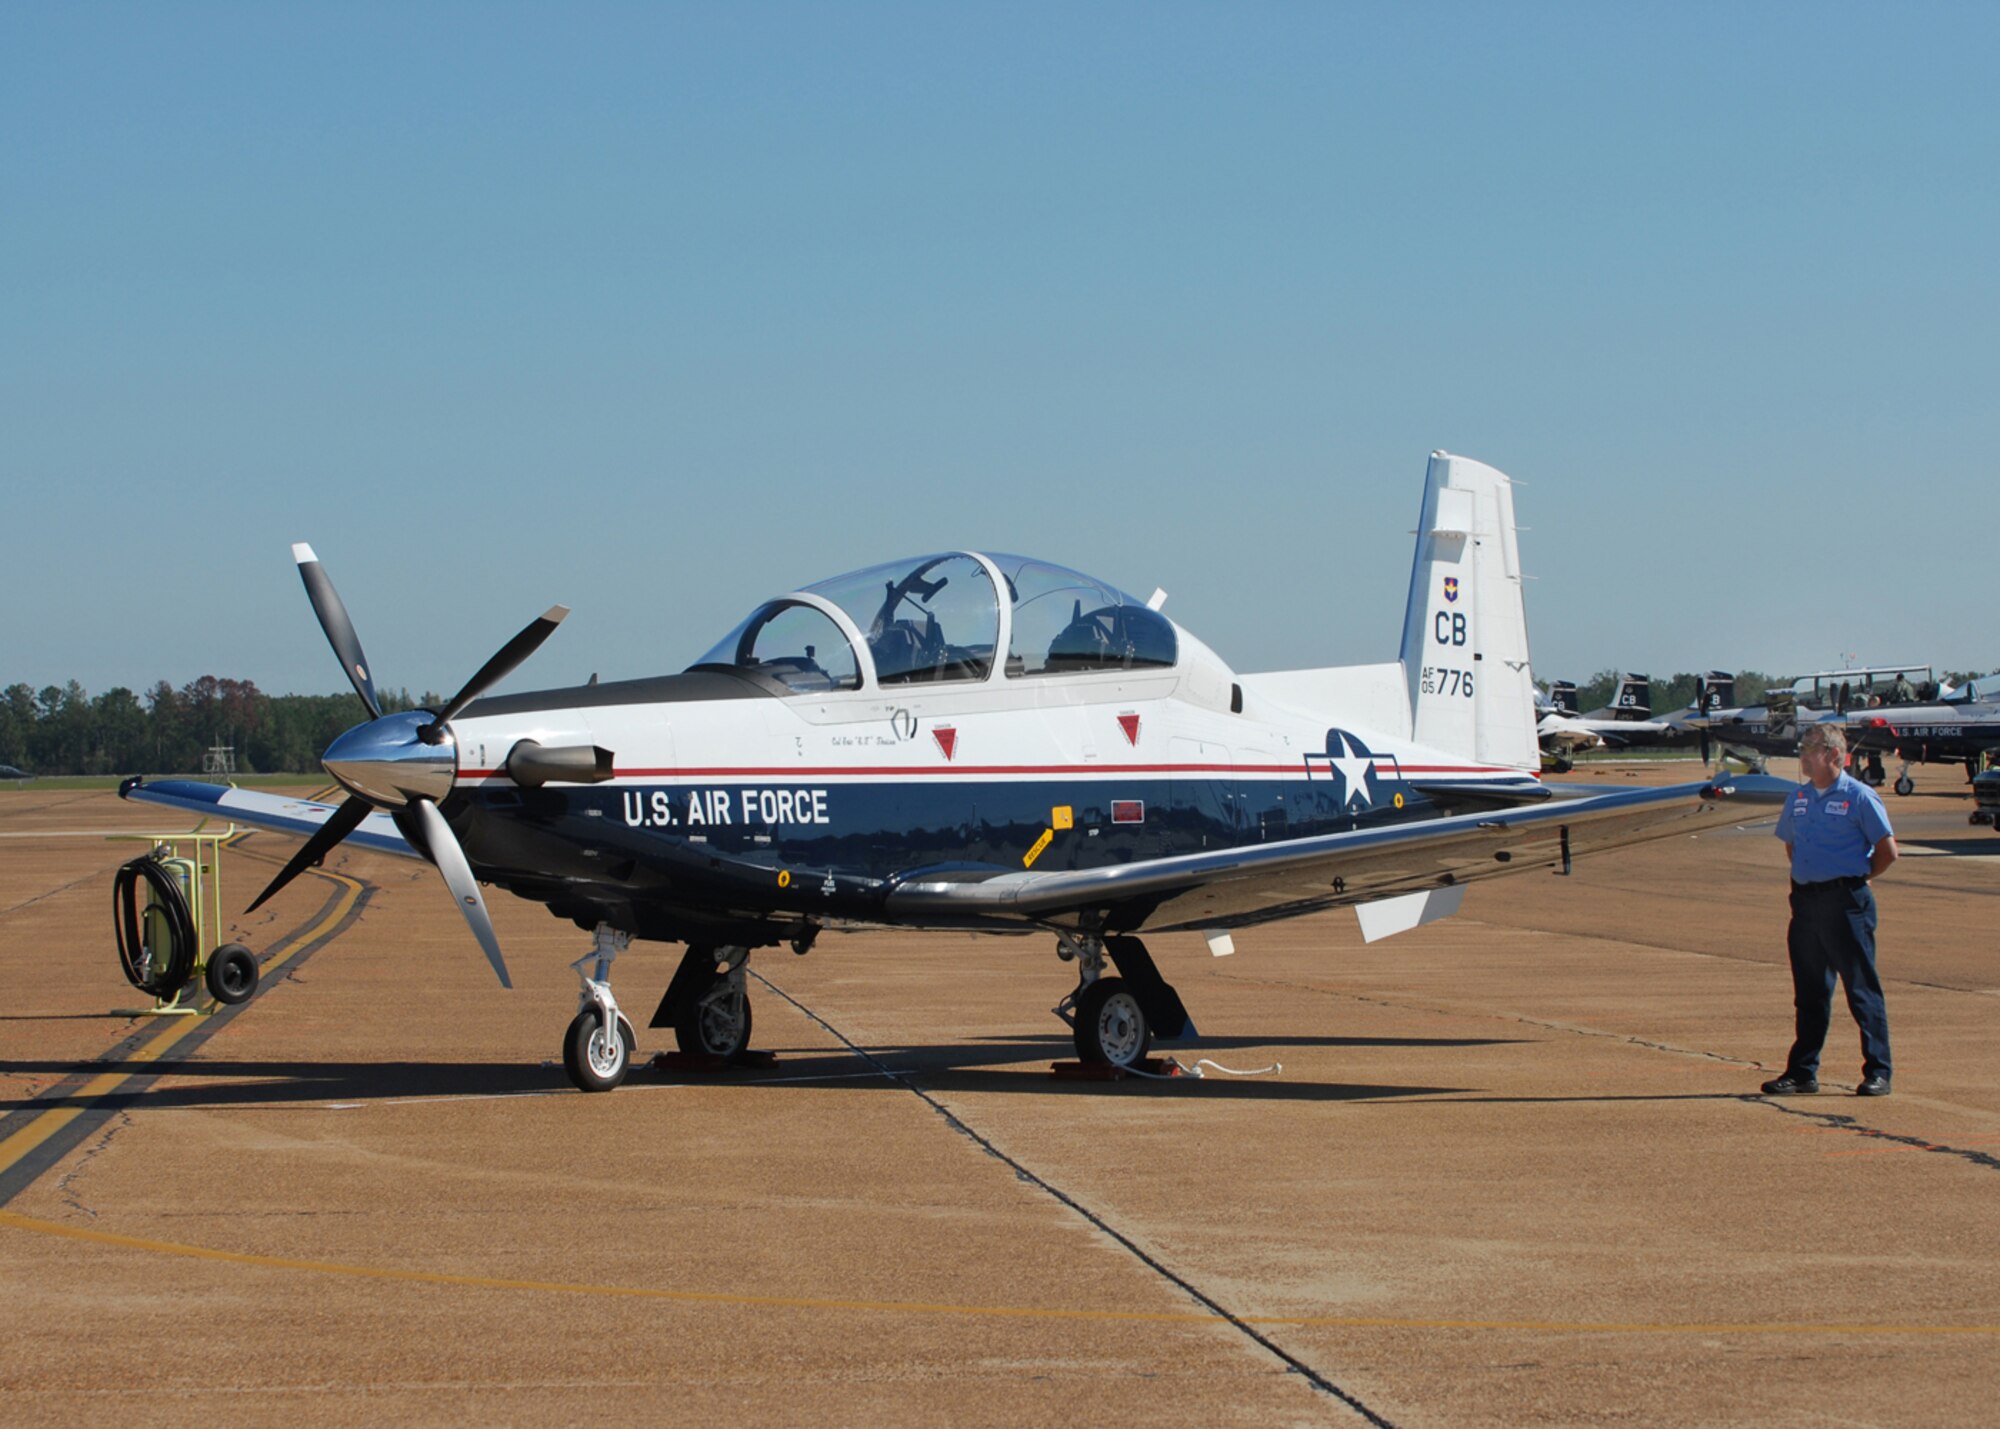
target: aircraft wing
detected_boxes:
[884,775,1793,933]
[118,777,421,860]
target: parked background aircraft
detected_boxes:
[1536,673,1702,766]
[1689,666,1937,775]
[1847,697,2000,794]
[125,453,1779,1090]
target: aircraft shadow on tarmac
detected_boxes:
[1901,837,2000,858]
[0,1037,1527,1110]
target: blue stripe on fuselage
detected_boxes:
[458,773,1450,882]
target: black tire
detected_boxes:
[204,943,259,1005]
[1073,976,1151,1069]
[564,1007,634,1092]
[1860,764,1885,788]
[1894,775,1914,797]
[674,971,753,1058]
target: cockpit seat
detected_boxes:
[870,621,928,683]
[1046,602,1116,671]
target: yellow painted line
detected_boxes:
[0,867,362,1180]
[0,1028,190,1177]
[0,1208,1992,1337]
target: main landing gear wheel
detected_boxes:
[676,973,754,1059]
[1074,976,1151,1069]
[1894,775,1914,797]
[564,1008,635,1093]
[204,943,259,1005]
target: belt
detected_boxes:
[1793,875,1868,893]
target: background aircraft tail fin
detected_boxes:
[1397,452,1538,771]
[1612,673,1653,720]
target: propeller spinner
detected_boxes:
[247,544,569,989]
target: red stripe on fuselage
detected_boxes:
[455,761,1532,781]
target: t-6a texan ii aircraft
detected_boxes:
[123,453,1784,1091]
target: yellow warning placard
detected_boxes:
[1051,805,1073,830]
[1023,828,1054,867]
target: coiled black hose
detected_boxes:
[113,854,197,997]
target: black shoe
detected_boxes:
[1857,1075,1892,1097]
[1761,1073,1818,1095]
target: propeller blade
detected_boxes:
[247,795,373,913]
[407,797,512,989]
[429,606,571,731]
[293,544,384,721]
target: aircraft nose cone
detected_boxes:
[323,710,458,808]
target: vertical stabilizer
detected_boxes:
[1610,674,1653,719]
[1396,452,1538,770]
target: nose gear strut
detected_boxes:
[563,924,637,1092]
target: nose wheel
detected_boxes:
[564,1007,635,1092]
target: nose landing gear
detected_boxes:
[563,924,638,1092]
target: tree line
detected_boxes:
[0,678,438,777]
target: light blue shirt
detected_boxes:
[1774,771,1893,883]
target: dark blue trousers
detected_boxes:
[1785,881,1891,1080]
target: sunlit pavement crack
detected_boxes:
[1745,1096,2000,1173]
[751,968,1398,1426]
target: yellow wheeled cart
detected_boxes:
[110,826,259,1014]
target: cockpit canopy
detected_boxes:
[690,552,1178,694]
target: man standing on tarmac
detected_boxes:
[1762,724,1899,1097]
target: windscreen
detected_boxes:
[805,554,998,685]
[689,600,860,693]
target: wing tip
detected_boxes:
[292,542,318,565]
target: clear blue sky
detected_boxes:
[5,3,1995,703]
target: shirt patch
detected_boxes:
[1824,800,1850,816]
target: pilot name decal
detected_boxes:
[621,788,832,828]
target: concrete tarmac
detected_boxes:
[2,761,1997,1425]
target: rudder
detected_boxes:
[1396,452,1538,770]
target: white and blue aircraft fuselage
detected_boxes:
[126,453,1783,1090]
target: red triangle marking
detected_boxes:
[1117,713,1141,746]
[933,726,957,761]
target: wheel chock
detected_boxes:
[651,1049,780,1074]
[1049,1058,1185,1081]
